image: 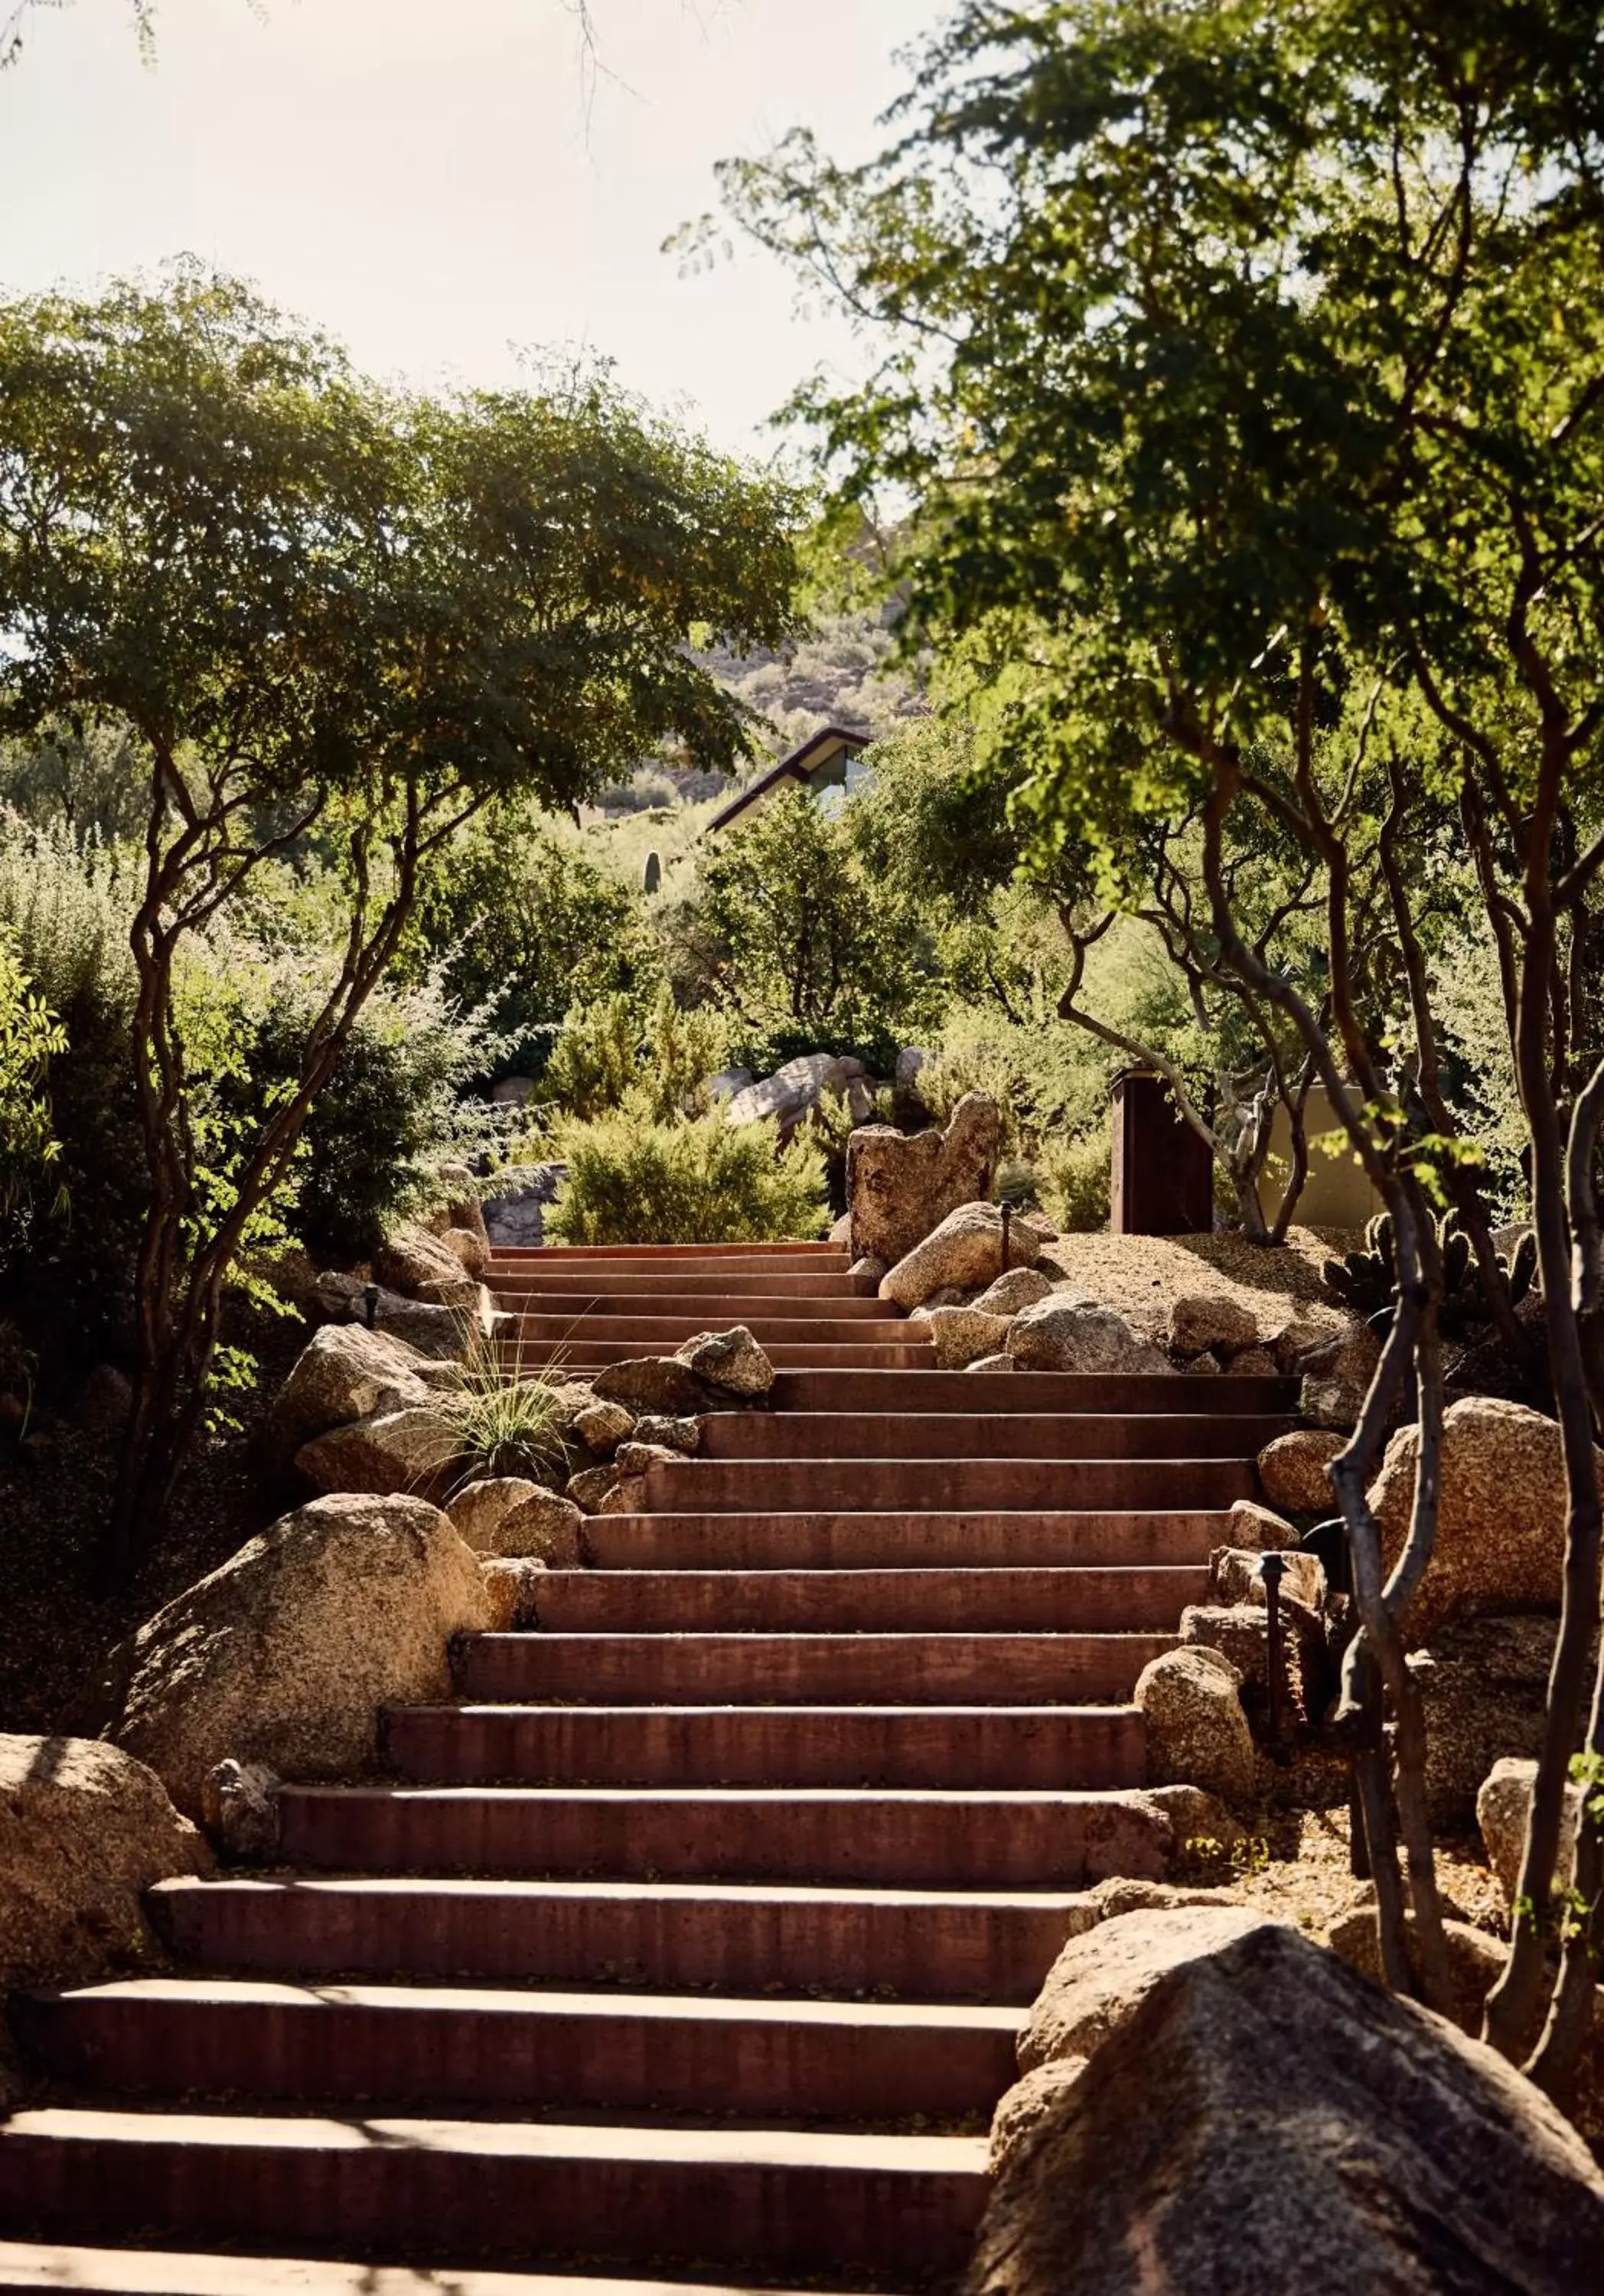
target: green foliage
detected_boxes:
[1041,1130,1111,1235]
[438,1353,572,1490]
[1323,1213,1538,1332]
[0,924,66,1260]
[541,987,735,1125]
[546,1097,830,1247]
[695,785,941,1068]
[401,814,657,1078]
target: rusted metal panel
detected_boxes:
[1110,1069,1214,1235]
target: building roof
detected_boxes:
[705,725,872,835]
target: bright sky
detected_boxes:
[0,0,943,455]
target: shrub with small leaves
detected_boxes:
[546,1094,829,1246]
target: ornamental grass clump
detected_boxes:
[433,1341,572,1492]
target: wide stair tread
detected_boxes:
[4,1239,1263,2290]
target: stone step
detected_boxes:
[487,1270,874,1299]
[505,1313,914,1345]
[488,1249,849,1267]
[703,1411,1290,1462]
[543,1340,934,1371]
[455,1629,1170,1704]
[639,1455,1255,1513]
[149,1874,1089,2002]
[497,1291,893,1322]
[382,1700,1146,1789]
[0,2111,986,2283]
[275,1782,1170,1887]
[0,2245,871,2296]
[771,1367,1296,1414]
[18,1980,1021,2120]
[523,1565,1205,1633]
[582,1508,1232,1570]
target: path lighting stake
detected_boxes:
[362,1283,380,1332]
[999,1200,1012,1276]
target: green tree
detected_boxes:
[695,784,940,1065]
[0,923,65,1261]
[0,269,801,1565]
[714,0,1604,2085]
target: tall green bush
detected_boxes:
[0,925,66,1264]
[546,1097,828,1246]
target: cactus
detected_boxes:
[1322,1208,1536,1332]
[1322,1212,1397,1316]
[642,850,662,895]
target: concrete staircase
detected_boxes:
[0,1240,1292,2294]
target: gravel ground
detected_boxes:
[1039,1223,1355,1345]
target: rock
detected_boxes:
[598,1474,648,1515]
[478,1557,545,1630]
[1413,1616,1580,1829]
[1209,1545,1325,1609]
[436,1224,491,1280]
[1227,1498,1302,1551]
[849,1254,888,1284]
[1084,1877,1241,1920]
[989,2060,1086,2177]
[495,1488,585,1564]
[1225,1345,1279,1378]
[481,1161,566,1250]
[676,1326,774,1397]
[314,1272,481,1362]
[77,1362,132,1436]
[849,1096,1003,1269]
[1325,1884,1507,2035]
[1017,1901,1269,2076]
[267,1324,434,1467]
[1268,1313,1339,1371]
[1478,1755,1582,1907]
[1077,1795,1175,1884]
[592,1356,713,1417]
[566,1463,628,1515]
[373,1223,465,1296]
[409,1358,469,1395]
[199,1758,280,1862]
[726,1052,864,1136]
[413,1272,487,1311]
[1008,1298,1168,1376]
[1143,1783,1246,1855]
[615,1441,687,1476]
[1168,1294,1257,1355]
[114,1493,488,1820]
[1370,1396,1601,1640]
[1300,1319,1385,1431]
[1185,1349,1222,1374]
[447,1476,540,1553]
[706,1065,755,1103]
[830,1212,853,1245]
[0,1734,212,1985]
[967,1352,1014,1373]
[632,1414,702,1455]
[1133,1645,1254,1804]
[1180,1603,1274,1691]
[879,1195,1048,1311]
[895,1046,933,1088]
[916,1305,1013,1369]
[573,1399,635,1456]
[973,1266,1055,1317]
[431,1164,491,1259]
[489,1075,534,1104]
[970,1910,1604,2296]
[1257,1427,1344,1514]
[294,1405,461,1500]
[845,1077,876,1125]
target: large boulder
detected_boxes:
[969,1910,1604,2296]
[266,1324,435,1468]
[592,1356,713,1417]
[1133,1645,1254,1805]
[0,1735,211,1987]
[914,1305,1013,1369]
[1008,1298,1168,1377]
[293,1405,461,1500]
[1257,1427,1344,1514]
[481,1161,566,1250]
[973,1266,1055,1317]
[1411,1614,1574,1828]
[373,1222,468,1296]
[1299,1319,1384,1431]
[675,1326,774,1398]
[315,1271,495,1362]
[848,1092,1002,1267]
[1168,1293,1258,1356]
[725,1052,865,1136]
[1370,1396,1601,1639]
[1478,1755,1583,1907]
[113,1493,489,1820]
[446,1476,585,1564]
[880,1198,1054,1313]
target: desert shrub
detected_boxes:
[542,987,735,1124]
[436,1351,572,1489]
[546,1097,830,1246]
[1042,1129,1111,1233]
